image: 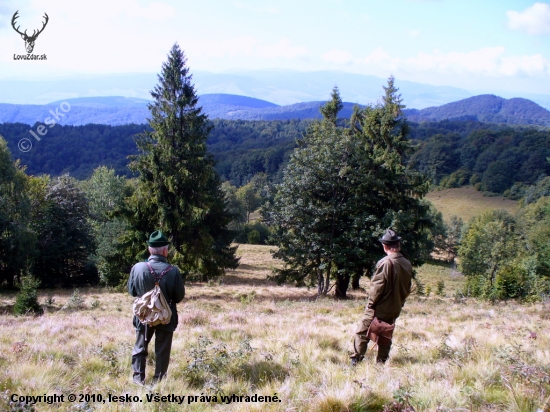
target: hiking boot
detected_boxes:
[350,356,363,367]
[132,377,145,386]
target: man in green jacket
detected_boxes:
[128,230,185,385]
[351,229,412,365]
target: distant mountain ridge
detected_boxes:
[0,70,476,109]
[3,70,550,110]
[0,93,549,126]
[404,94,550,126]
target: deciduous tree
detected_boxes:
[0,136,35,288]
[264,79,432,298]
[82,166,132,286]
[32,174,96,287]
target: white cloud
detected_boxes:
[256,39,308,59]
[360,47,399,71]
[189,37,307,60]
[28,0,175,22]
[322,49,353,64]
[189,37,260,58]
[507,2,550,35]
[500,54,547,76]
[406,47,505,74]
[354,46,550,78]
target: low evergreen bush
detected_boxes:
[14,276,43,316]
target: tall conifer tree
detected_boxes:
[125,43,238,280]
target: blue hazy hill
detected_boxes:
[199,94,278,108]
[403,94,550,126]
[48,96,152,108]
[0,94,356,124]
[1,93,549,126]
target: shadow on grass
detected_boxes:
[425,258,454,269]
[390,353,419,365]
[189,288,371,303]
[222,272,275,286]
[186,290,319,303]
[236,360,289,385]
[0,304,14,315]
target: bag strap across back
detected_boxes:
[387,258,395,292]
[145,262,173,285]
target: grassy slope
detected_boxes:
[1,244,549,411]
[426,187,519,223]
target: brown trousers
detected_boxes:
[352,308,394,363]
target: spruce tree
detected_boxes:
[125,43,238,280]
[14,275,43,315]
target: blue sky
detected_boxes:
[1,0,550,95]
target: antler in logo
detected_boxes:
[12,11,49,54]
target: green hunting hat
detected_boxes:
[146,230,171,247]
[379,229,401,245]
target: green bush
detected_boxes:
[184,336,255,392]
[14,276,43,316]
[495,265,528,299]
[436,280,445,296]
[440,169,471,189]
[414,278,425,296]
[464,275,490,298]
[247,230,261,244]
[235,222,271,245]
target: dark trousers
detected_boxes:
[132,326,174,382]
[352,308,394,363]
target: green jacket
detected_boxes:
[128,255,185,332]
[366,252,412,320]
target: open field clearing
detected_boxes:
[426,187,519,223]
[1,244,549,411]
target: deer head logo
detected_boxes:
[11,11,49,54]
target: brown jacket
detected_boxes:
[366,252,412,320]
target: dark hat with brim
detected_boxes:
[379,229,401,245]
[147,230,171,247]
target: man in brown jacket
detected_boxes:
[351,229,412,365]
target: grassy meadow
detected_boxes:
[426,187,519,223]
[1,243,549,411]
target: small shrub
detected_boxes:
[235,222,271,245]
[44,294,55,306]
[89,343,127,377]
[247,229,261,244]
[414,278,425,296]
[440,169,471,189]
[13,276,43,316]
[436,280,445,296]
[184,336,255,393]
[383,386,416,411]
[62,289,85,310]
[240,290,256,305]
